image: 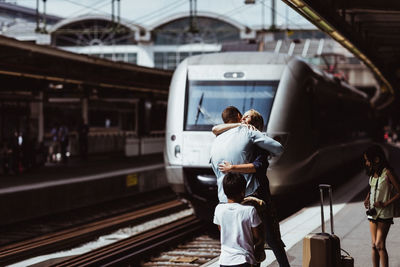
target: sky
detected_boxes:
[12,0,314,29]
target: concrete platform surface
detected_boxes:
[0,153,163,189]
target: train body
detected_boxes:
[164,52,374,219]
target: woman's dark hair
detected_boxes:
[223,172,246,200]
[363,144,390,176]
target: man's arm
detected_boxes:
[212,123,241,136]
[212,123,257,136]
[218,161,256,173]
[250,130,283,156]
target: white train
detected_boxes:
[164,52,374,219]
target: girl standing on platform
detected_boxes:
[363,145,400,267]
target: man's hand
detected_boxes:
[218,161,232,174]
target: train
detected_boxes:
[164,52,375,220]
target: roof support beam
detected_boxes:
[335,0,400,11]
[283,0,395,97]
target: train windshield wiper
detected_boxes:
[194,92,217,125]
[195,93,204,125]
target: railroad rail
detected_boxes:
[0,199,187,266]
[50,215,204,266]
[142,235,220,266]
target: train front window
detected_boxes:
[185,80,279,131]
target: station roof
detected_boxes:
[0,2,62,24]
[0,35,172,98]
[283,0,400,102]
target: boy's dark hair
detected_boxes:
[223,172,246,200]
[363,144,391,176]
[222,106,241,123]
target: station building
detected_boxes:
[1,2,375,83]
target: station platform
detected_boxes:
[204,143,400,267]
[0,153,167,226]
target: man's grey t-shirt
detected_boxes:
[210,125,283,203]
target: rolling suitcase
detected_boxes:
[302,184,341,267]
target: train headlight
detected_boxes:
[174,145,181,158]
[224,72,245,79]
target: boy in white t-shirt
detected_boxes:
[214,173,264,267]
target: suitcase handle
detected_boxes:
[319,184,334,234]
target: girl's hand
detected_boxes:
[364,198,369,209]
[374,201,385,208]
[218,161,232,174]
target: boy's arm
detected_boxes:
[251,225,264,247]
[213,206,221,231]
[249,207,263,247]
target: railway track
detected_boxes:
[142,235,220,267]
[0,199,187,266]
[49,215,205,267]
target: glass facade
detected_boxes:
[90,53,137,64]
[153,16,240,45]
[52,19,136,46]
[154,51,214,70]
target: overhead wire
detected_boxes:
[68,0,111,17]
[113,0,189,44]
[63,0,111,17]
[259,0,308,30]
[49,0,311,48]
[131,0,188,26]
[221,3,254,18]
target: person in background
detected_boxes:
[214,172,264,267]
[78,118,89,160]
[363,145,400,267]
[58,124,69,163]
[10,131,21,174]
[50,123,60,162]
[0,140,7,174]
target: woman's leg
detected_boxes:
[375,222,391,267]
[369,221,379,267]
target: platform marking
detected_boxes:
[0,164,164,195]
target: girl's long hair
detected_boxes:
[363,145,391,177]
